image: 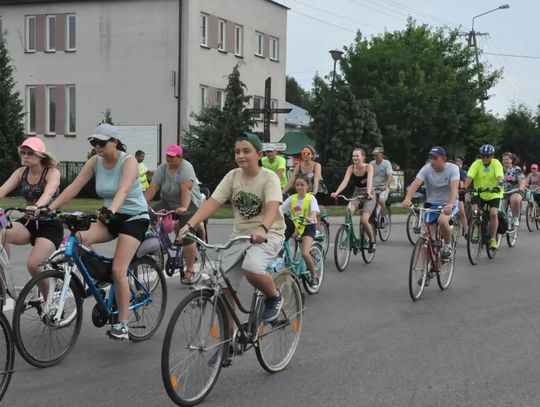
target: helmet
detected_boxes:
[479,144,495,155]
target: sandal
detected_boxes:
[181,269,195,285]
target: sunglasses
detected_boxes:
[301,151,312,156]
[481,154,492,158]
[89,138,110,148]
[19,150,36,157]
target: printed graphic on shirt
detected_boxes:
[233,190,263,220]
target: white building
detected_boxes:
[0,0,288,162]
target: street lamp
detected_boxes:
[470,4,509,110]
[325,49,343,164]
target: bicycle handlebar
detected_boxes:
[183,232,253,251]
[148,208,176,217]
[336,194,369,202]
[288,215,316,225]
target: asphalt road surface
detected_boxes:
[4,215,540,407]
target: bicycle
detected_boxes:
[283,216,325,295]
[149,208,203,283]
[12,211,168,368]
[501,188,522,247]
[334,194,377,271]
[466,188,502,265]
[525,188,540,232]
[161,233,303,406]
[408,205,457,301]
[0,279,14,402]
[371,189,392,242]
[406,193,425,245]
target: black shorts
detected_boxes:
[285,218,317,240]
[102,213,150,242]
[16,218,64,249]
[472,197,500,209]
[458,190,466,202]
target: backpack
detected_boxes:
[497,212,508,235]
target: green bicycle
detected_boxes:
[334,195,376,271]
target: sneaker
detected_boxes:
[441,247,452,263]
[488,239,498,250]
[261,292,283,323]
[513,218,520,228]
[107,322,129,340]
[310,273,319,286]
[208,345,233,368]
[368,241,376,253]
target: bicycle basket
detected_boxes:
[497,212,508,235]
[78,249,113,283]
[65,216,92,231]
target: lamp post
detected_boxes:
[470,4,509,110]
[325,49,343,165]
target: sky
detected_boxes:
[275,0,540,117]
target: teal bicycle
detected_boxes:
[334,195,376,271]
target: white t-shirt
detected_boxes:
[282,194,320,224]
[416,162,460,204]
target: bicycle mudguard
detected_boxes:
[136,237,161,258]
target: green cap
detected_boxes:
[237,132,263,151]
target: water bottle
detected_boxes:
[266,257,285,273]
[0,210,9,229]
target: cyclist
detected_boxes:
[0,137,63,278]
[144,144,202,284]
[403,146,459,262]
[525,163,540,208]
[262,144,288,189]
[48,123,150,340]
[282,174,320,283]
[282,145,327,201]
[179,133,285,324]
[331,148,376,253]
[455,155,469,237]
[369,147,393,226]
[463,144,504,251]
[501,152,526,228]
[135,150,151,192]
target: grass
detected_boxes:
[0,197,409,218]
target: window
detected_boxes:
[46,15,56,52]
[253,96,263,120]
[46,86,56,134]
[0,16,3,36]
[269,37,279,61]
[200,14,208,46]
[26,86,36,134]
[234,25,243,56]
[66,14,76,51]
[66,85,76,134]
[255,32,264,56]
[270,99,278,122]
[25,16,36,52]
[218,19,226,51]
[216,90,224,110]
[200,86,208,109]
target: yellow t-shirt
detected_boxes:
[467,158,504,200]
[211,168,285,239]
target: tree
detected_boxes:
[499,103,540,168]
[0,32,25,163]
[286,76,312,109]
[340,19,501,169]
[87,108,115,158]
[184,65,254,190]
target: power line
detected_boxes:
[380,0,460,28]
[346,0,407,22]
[484,52,540,60]
[289,10,357,33]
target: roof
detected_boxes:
[285,101,311,128]
[278,131,315,156]
[266,0,290,10]
[0,0,290,6]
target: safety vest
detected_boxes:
[138,163,149,191]
[291,193,312,235]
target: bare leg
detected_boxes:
[244,272,278,298]
[489,207,499,240]
[301,236,315,274]
[361,211,374,242]
[438,214,452,245]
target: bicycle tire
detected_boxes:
[486,233,501,259]
[361,221,376,264]
[302,243,324,295]
[467,219,482,265]
[256,270,303,373]
[319,218,330,257]
[0,313,14,401]
[127,256,167,342]
[437,236,455,290]
[506,221,518,247]
[334,225,351,272]
[526,203,535,232]
[13,269,83,368]
[378,207,391,242]
[161,289,228,406]
[409,239,428,301]
[406,210,418,245]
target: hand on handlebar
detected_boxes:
[251,226,267,244]
[330,192,338,199]
[402,199,412,209]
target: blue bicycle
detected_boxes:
[12,211,167,368]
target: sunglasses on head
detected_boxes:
[19,150,35,157]
[89,138,110,148]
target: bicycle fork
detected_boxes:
[51,264,74,324]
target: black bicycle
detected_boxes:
[0,280,14,401]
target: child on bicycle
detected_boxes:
[282,174,320,284]
[178,133,285,324]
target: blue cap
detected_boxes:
[428,146,446,157]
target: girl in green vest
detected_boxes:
[282,174,320,284]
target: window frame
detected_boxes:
[255,31,264,57]
[45,85,56,135]
[200,13,208,47]
[66,85,76,135]
[234,25,243,57]
[269,37,279,61]
[66,14,76,51]
[46,15,56,52]
[217,19,226,52]
[200,85,208,110]
[216,90,225,110]
[25,15,36,52]
[253,96,263,120]
[26,86,37,135]
[270,99,278,122]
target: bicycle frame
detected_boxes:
[412,207,442,271]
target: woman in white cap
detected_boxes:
[48,123,149,341]
[0,137,63,278]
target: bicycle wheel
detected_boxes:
[334,225,351,272]
[526,203,535,232]
[406,210,419,245]
[506,220,518,247]
[319,218,330,257]
[486,233,501,259]
[466,219,482,265]
[256,270,303,373]
[437,237,455,290]
[0,313,14,401]
[302,243,324,295]
[361,222,376,264]
[378,207,391,242]
[409,239,429,301]
[162,289,228,406]
[127,256,167,342]
[13,269,83,368]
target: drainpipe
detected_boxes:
[176,0,183,145]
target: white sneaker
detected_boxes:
[514,218,520,227]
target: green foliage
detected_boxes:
[0,33,25,162]
[88,108,116,159]
[184,65,254,190]
[286,76,312,109]
[499,103,540,167]
[340,19,501,169]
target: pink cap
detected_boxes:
[165,144,183,157]
[19,137,46,153]
[532,163,539,170]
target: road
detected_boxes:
[4,215,540,407]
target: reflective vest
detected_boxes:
[138,163,149,191]
[291,193,312,235]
